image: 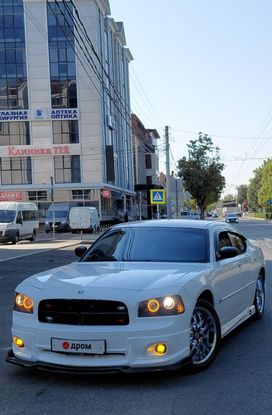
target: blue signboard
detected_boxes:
[150,189,166,205]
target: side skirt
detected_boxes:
[221,305,256,338]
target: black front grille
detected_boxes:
[38,299,129,326]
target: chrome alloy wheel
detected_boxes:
[255,277,265,314]
[190,306,217,365]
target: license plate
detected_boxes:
[51,338,105,355]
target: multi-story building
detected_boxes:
[131,113,161,219]
[0,0,134,223]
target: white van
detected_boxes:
[69,206,100,233]
[0,202,39,244]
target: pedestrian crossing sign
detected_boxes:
[150,189,166,205]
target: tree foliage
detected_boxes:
[223,194,236,202]
[236,185,248,206]
[177,133,225,218]
[247,165,263,211]
[258,159,272,206]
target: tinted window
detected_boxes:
[0,209,16,222]
[83,227,209,263]
[46,210,68,219]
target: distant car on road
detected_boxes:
[180,211,200,220]
[225,213,239,223]
[7,219,265,375]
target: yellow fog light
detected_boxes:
[13,336,24,348]
[155,343,167,355]
[147,343,167,356]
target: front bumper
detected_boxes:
[0,229,16,243]
[6,349,191,374]
[7,313,191,373]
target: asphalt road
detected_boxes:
[1,219,272,415]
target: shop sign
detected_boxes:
[0,191,23,201]
[0,110,29,121]
[32,109,47,120]
[50,109,79,120]
[0,144,81,158]
[102,189,111,199]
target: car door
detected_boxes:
[16,210,24,238]
[211,230,252,325]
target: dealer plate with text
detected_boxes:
[51,338,106,355]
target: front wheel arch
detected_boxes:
[253,271,265,319]
[188,299,221,372]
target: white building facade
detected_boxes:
[0,0,134,222]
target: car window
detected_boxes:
[218,231,232,249]
[84,230,126,261]
[82,227,209,263]
[228,232,246,255]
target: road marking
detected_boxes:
[0,248,52,263]
[0,241,81,263]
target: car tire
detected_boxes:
[29,229,36,242]
[11,233,19,245]
[253,274,265,319]
[188,299,221,372]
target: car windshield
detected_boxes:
[46,210,68,219]
[82,227,209,263]
[227,214,237,217]
[0,210,16,223]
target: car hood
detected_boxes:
[21,261,210,292]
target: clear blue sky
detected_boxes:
[109,0,272,196]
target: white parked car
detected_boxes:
[6,220,265,374]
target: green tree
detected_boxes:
[177,132,225,219]
[223,194,236,202]
[237,185,248,206]
[258,159,272,207]
[247,165,263,211]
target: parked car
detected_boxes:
[69,206,100,233]
[180,211,200,220]
[225,213,239,223]
[7,220,265,374]
[0,202,39,244]
[45,202,74,233]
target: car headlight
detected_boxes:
[138,295,184,317]
[14,292,34,314]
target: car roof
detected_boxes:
[111,219,233,231]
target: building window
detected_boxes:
[1,156,32,184]
[145,154,152,169]
[0,121,30,145]
[72,189,91,200]
[28,190,48,201]
[47,1,77,108]
[54,155,81,183]
[146,176,152,185]
[52,120,79,144]
[0,0,28,110]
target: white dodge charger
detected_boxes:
[6,219,265,374]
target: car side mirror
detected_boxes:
[217,246,238,260]
[75,245,88,258]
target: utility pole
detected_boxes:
[50,176,55,239]
[165,126,171,219]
